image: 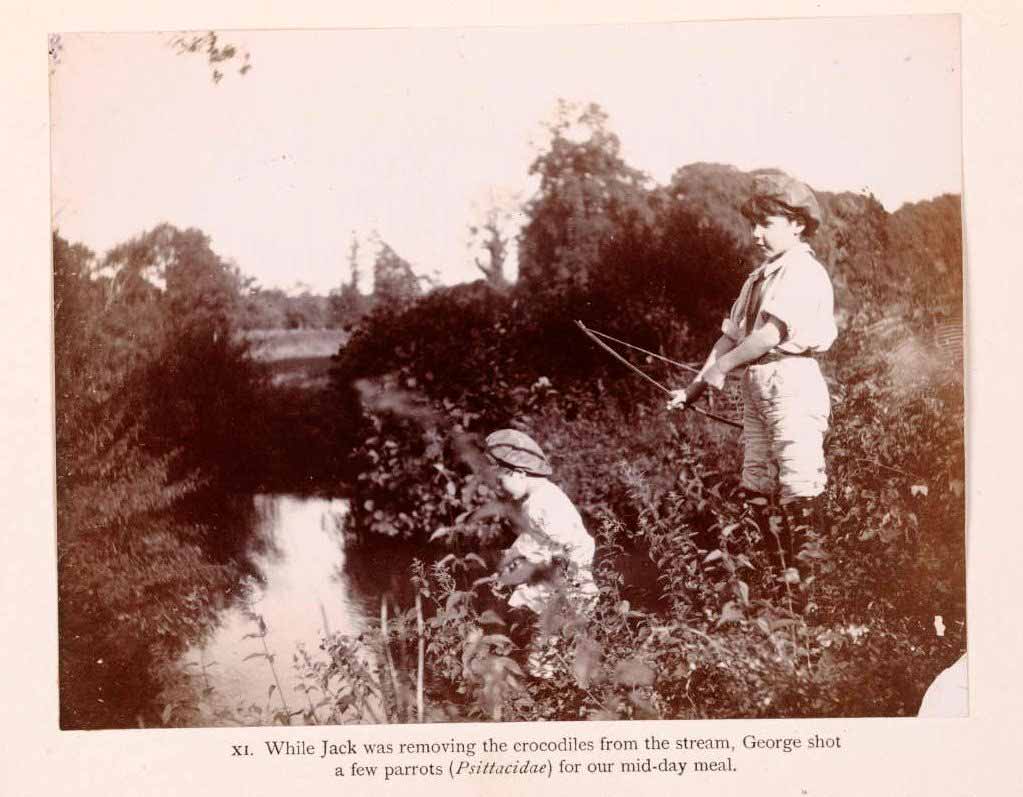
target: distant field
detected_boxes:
[244,329,348,362]
[243,329,348,387]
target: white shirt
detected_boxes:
[506,479,597,613]
[508,479,595,572]
[722,242,837,354]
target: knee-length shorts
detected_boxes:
[740,358,830,503]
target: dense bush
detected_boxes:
[305,321,963,719]
[54,229,264,728]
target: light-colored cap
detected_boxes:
[484,429,552,476]
[745,170,823,234]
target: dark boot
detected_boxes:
[734,488,770,540]
[782,497,827,600]
[735,489,789,577]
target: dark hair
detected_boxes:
[740,196,817,237]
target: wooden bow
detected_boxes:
[574,320,742,430]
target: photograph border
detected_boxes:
[4,1,1021,795]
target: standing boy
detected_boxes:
[668,170,837,568]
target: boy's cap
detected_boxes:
[485,429,552,477]
[748,171,823,233]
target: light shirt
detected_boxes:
[721,242,837,354]
[508,479,595,571]
[506,479,597,613]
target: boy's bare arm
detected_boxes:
[711,316,784,376]
[667,334,734,408]
[698,334,737,377]
[669,318,784,408]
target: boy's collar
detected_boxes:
[752,241,813,279]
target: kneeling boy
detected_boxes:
[484,428,598,614]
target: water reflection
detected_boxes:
[189,494,365,715]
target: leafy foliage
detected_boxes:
[372,241,422,306]
[318,109,964,720]
[886,194,963,317]
[54,228,264,728]
[519,101,656,293]
[286,357,962,722]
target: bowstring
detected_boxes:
[584,327,703,374]
[575,321,742,430]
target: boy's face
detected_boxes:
[751,214,805,259]
[494,465,529,500]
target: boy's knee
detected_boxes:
[741,450,775,489]
[775,446,826,499]
[741,471,776,496]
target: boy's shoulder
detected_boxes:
[781,243,824,266]
[776,245,832,283]
[524,479,582,521]
[526,477,574,507]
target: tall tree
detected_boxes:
[886,194,963,318]
[468,191,521,288]
[518,101,655,292]
[98,223,264,486]
[471,212,509,287]
[667,162,758,247]
[329,233,371,328]
[813,191,891,319]
[371,239,421,306]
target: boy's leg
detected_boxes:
[764,360,831,582]
[781,497,829,609]
[740,370,777,497]
[740,368,787,561]
[763,360,830,505]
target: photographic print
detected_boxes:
[50,16,965,730]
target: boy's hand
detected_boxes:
[667,379,711,410]
[496,554,536,586]
[666,388,690,410]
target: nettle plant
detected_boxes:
[349,379,506,548]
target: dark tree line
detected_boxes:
[236,234,421,332]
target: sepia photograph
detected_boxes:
[50,15,965,731]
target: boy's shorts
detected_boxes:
[740,357,830,503]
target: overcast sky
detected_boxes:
[50,15,961,293]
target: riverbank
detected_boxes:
[245,329,348,388]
